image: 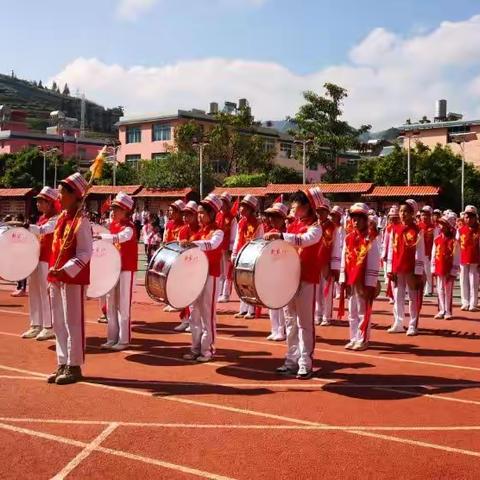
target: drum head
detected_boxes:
[165,247,209,309]
[87,240,122,298]
[254,239,300,309]
[0,227,40,281]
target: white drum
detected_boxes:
[234,239,301,309]
[146,242,209,309]
[0,226,40,281]
[87,240,121,298]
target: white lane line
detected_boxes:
[1,417,480,432]
[51,423,118,480]
[2,307,480,373]
[0,421,236,480]
[0,375,44,380]
[375,387,480,406]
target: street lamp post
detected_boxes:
[294,139,312,185]
[105,145,121,187]
[39,147,60,187]
[192,138,209,199]
[450,132,478,210]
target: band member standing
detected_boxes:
[217,192,238,303]
[315,198,341,326]
[96,193,138,351]
[339,203,380,351]
[432,213,459,320]
[232,194,264,319]
[163,199,186,243]
[386,199,426,336]
[265,188,323,379]
[418,205,436,296]
[182,194,224,362]
[382,206,400,304]
[457,205,480,312]
[264,202,288,341]
[47,173,93,385]
[22,187,59,341]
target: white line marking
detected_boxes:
[0,375,44,380]
[1,417,480,432]
[51,423,118,480]
[0,421,236,480]
[375,387,480,406]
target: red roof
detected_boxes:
[212,187,267,197]
[265,183,374,195]
[364,186,441,197]
[0,188,35,197]
[134,187,192,198]
[88,185,143,196]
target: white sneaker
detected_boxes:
[468,306,480,312]
[234,312,247,319]
[296,366,313,379]
[345,340,356,350]
[21,326,41,339]
[387,323,405,333]
[101,340,116,349]
[352,341,369,351]
[314,318,321,326]
[406,326,418,336]
[185,325,191,332]
[388,299,394,305]
[163,305,180,312]
[434,313,445,319]
[444,314,453,320]
[272,333,286,341]
[35,328,55,341]
[461,305,469,311]
[320,319,331,327]
[110,343,130,351]
[266,333,275,341]
[196,355,213,363]
[183,353,199,361]
[174,322,190,332]
[218,296,229,303]
[244,313,255,320]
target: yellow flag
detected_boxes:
[89,145,107,180]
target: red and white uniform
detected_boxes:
[216,210,238,300]
[190,224,224,359]
[282,216,322,372]
[456,224,480,309]
[232,215,264,315]
[28,213,58,329]
[49,212,93,367]
[419,220,436,295]
[432,233,459,317]
[340,229,380,344]
[315,218,341,323]
[163,219,184,243]
[98,219,138,346]
[387,223,425,329]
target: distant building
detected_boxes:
[397,100,480,168]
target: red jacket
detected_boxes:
[164,219,184,243]
[37,214,55,263]
[235,215,259,253]
[197,223,223,277]
[216,210,234,251]
[458,224,480,265]
[110,220,138,272]
[419,221,435,259]
[178,224,201,241]
[434,234,456,276]
[391,223,420,274]
[317,218,336,267]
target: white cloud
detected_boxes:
[52,14,480,129]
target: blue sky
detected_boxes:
[2,0,480,128]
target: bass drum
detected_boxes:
[87,240,122,298]
[146,241,209,309]
[0,226,40,281]
[234,239,301,309]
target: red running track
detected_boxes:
[0,288,479,479]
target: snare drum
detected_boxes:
[0,226,40,281]
[86,240,121,298]
[234,239,301,309]
[146,242,209,309]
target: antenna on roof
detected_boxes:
[80,93,86,137]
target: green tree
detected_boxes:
[356,144,407,185]
[62,83,70,96]
[223,173,267,187]
[267,165,302,184]
[96,161,140,186]
[293,83,371,181]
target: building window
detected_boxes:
[126,127,141,144]
[125,154,141,168]
[152,124,171,142]
[152,152,168,160]
[264,138,276,153]
[280,142,293,158]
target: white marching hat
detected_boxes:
[306,187,326,211]
[201,193,223,214]
[35,186,59,203]
[421,205,433,214]
[240,194,259,210]
[220,192,232,204]
[349,202,370,216]
[183,200,198,214]
[170,199,186,211]
[60,172,88,198]
[331,205,343,216]
[405,199,419,215]
[265,203,288,218]
[112,192,134,211]
[464,205,478,215]
[439,212,457,229]
[388,205,400,217]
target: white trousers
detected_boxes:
[393,273,421,328]
[460,264,479,309]
[107,271,135,345]
[436,275,454,316]
[284,281,316,371]
[424,259,433,295]
[28,261,52,328]
[218,251,232,299]
[239,300,255,315]
[49,283,85,366]
[190,276,217,358]
[348,286,371,343]
[315,275,334,321]
[269,308,285,335]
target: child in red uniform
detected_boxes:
[432,212,459,320]
[22,187,59,341]
[264,202,288,341]
[175,201,201,332]
[418,205,436,296]
[182,194,224,362]
[339,203,380,351]
[386,199,426,336]
[265,188,323,379]
[217,192,238,303]
[232,194,264,319]
[163,199,186,243]
[382,206,400,304]
[457,205,480,311]
[48,173,93,385]
[96,192,138,351]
